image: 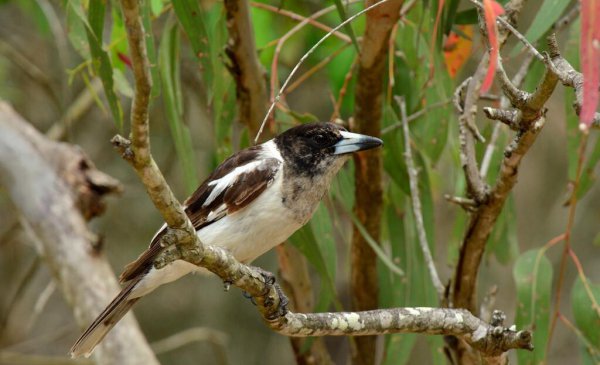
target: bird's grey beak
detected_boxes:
[333,131,383,155]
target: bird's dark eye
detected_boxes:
[313,134,328,146]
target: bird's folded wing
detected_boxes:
[119,151,282,283]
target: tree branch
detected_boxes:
[118,0,197,236]
[546,34,600,129]
[0,102,157,365]
[450,2,560,362]
[224,0,268,136]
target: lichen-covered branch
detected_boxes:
[0,102,157,365]
[273,308,531,356]
[350,1,403,363]
[118,0,195,237]
[546,34,600,128]
[151,229,533,359]
[224,0,268,136]
[453,21,559,316]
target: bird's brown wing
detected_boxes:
[119,150,281,283]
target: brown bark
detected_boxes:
[224,0,269,136]
[350,1,403,364]
[0,102,158,365]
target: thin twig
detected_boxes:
[397,96,444,298]
[250,1,354,44]
[118,0,195,233]
[268,3,354,132]
[285,43,352,94]
[255,0,393,144]
[547,133,589,352]
[381,99,451,134]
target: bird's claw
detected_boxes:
[241,267,289,319]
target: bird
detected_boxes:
[70,122,382,357]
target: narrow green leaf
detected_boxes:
[150,0,164,16]
[66,3,90,59]
[443,0,462,34]
[113,68,133,98]
[571,277,600,354]
[69,0,123,129]
[171,0,209,60]
[382,107,410,195]
[332,0,360,53]
[159,20,198,192]
[513,249,553,365]
[346,205,405,276]
[453,9,478,25]
[511,0,572,56]
[487,194,518,264]
[577,137,600,199]
[288,215,339,312]
[380,194,418,365]
[141,0,161,99]
[109,6,128,72]
[17,1,51,36]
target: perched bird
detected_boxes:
[70,122,382,357]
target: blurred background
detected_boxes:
[0,0,598,364]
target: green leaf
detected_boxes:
[382,107,410,195]
[382,191,442,364]
[487,194,518,264]
[453,9,478,25]
[513,249,553,365]
[69,0,123,129]
[577,137,600,199]
[349,209,404,277]
[17,1,51,36]
[288,213,339,312]
[141,0,161,99]
[571,277,600,352]
[511,0,572,56]
[332,0,360,53]
[159,20,198,193]
[113,68,133,98]
[443,0,462,34]
[66,3,90,59]
[109,6,128,73]
[172,0,209,57]
[380,193,418,365]
[150,0,164,16]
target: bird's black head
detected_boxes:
[274,122,382,177]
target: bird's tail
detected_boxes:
[69,279,141,358]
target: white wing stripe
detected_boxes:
[203,160,263,207]
[260,140,283,161]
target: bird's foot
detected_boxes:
[245,266,289,319]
